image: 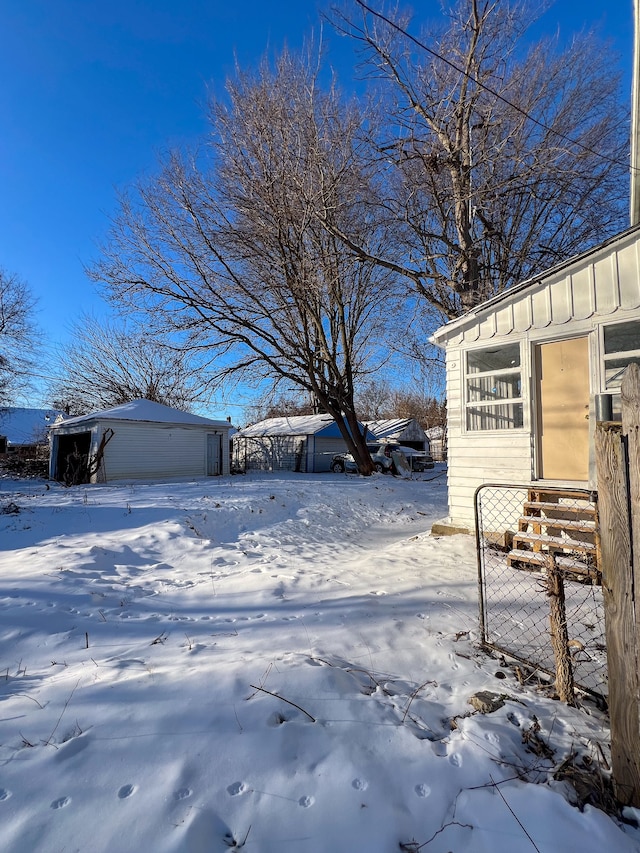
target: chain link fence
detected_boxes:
[474,484,607,700]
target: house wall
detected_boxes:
[51,420,230,482]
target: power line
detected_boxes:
[355,0,633,173]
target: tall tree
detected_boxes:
[49,314,207,414]
[0,268,38,406]
[92,50,402,473]
[330,0,629,317]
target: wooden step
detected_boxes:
[512,531,597,555]
[517,516,597,534]
[507,549,600,582]
[527,488,597,503]
[523,500,597,517]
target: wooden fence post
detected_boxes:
[622,364,640,707]
[596,363,640,806]
[545,555,575,705]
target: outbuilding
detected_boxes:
[365,418,430,453]
[49,399,232,484]
[233,414,368,473]
[431,224,640,534]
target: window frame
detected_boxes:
[601,319,640,392]
[463,341,525,433]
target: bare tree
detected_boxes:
[0,268,38,405]
[49,314,207,415]
[355,378,445,427]
[330,0,629,317]
[245,391,317,425]
[91,49,403,473]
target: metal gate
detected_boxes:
[474,484,607,699]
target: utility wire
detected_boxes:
[355,0,633,173]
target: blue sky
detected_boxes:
[0,1,635,411]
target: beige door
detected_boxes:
[534,336,590,481]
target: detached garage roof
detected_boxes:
[236,414,363,439]
[366,418,417,441]
[51,399,229,429]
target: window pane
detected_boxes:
[605,356,640,389]
[604,321,640,354]
[467,343,520,374]
[466,403,523,430]
[466,372,521,402]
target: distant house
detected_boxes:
[424,425,446,462]
[431,224,640,534]
[49,399,232,484]
[233,414,369,473]
[365,418,430,453]
[0,407,62,455]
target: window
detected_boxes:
[465,342,523,430]
[603,320,640,390]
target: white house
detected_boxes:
[431,224,640,534]
[233,414,369,473]
[49,399,232,484]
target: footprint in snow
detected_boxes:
[0,788,11,801]
[298,796,314,808]
[118,785,136,799]
[227,781,247,796]
[51,796,71,809]
[352,778,368,791]
[415,784,431,798]
[174,787,192,800]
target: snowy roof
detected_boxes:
[425,425,445,439]
[0,407,63,445]
[49,399,230,429]
[236,414,366,439]
[236,415,337,438]
[365,418,426,441]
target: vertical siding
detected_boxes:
[618,241,640,309]
[549,276,572,324]
[531,286,552,328]
[593,254,619,315]
[570,266,595,320]
[513,297,532,332]
[95,421,229,481]
[495,303,514,336]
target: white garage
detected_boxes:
[49,399,231,484]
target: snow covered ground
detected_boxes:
[1,469,638,852]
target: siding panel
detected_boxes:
[102,422,208,480]
[570,266,595,320]
[549,276,572,325]
[618,241,640,309]
[594,255,619,314]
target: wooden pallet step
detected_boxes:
[512,531,597,554]
[517,515,597,534]
[527,488,596,503]
[507,549,600,581]
[523,500,597,517]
